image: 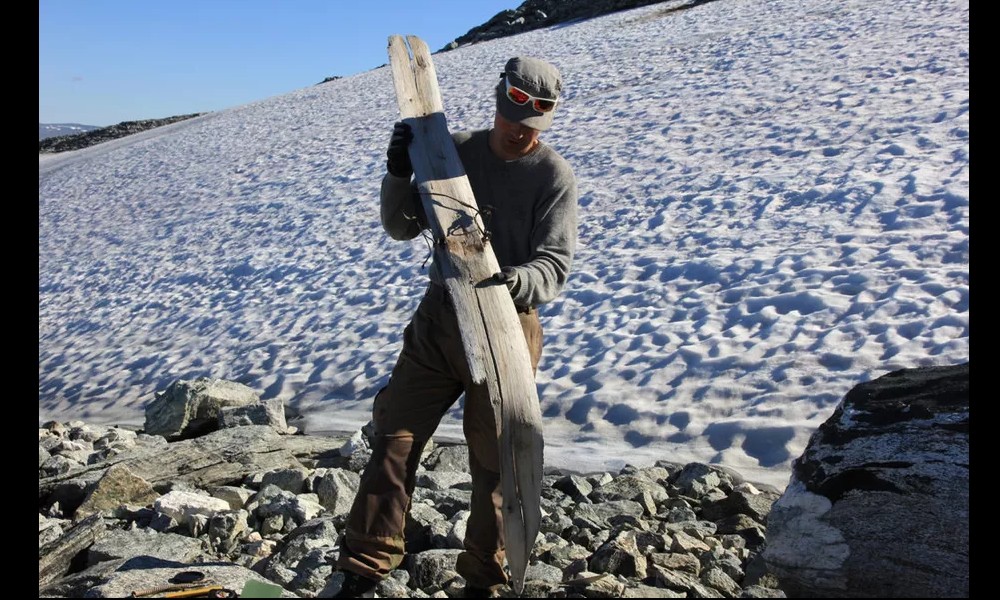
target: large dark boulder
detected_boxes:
[763,363,968,598]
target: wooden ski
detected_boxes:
[386,35,543,594]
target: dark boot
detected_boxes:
[460,583,502,598]
[333,571,379,598]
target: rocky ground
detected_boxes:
[39,418,788,598]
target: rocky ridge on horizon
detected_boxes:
[39,123,101,141]
[438,0,719,52]
[38,113,205,154]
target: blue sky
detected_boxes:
[39,0,516,126]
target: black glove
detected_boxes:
[386,121,413,178]
[492,266,519,292]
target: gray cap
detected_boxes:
[495,56,563,131]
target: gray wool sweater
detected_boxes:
[380,129,578,308]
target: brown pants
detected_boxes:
[337,283,543,588]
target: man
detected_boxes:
[334,56,578,598]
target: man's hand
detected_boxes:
[386,121,413,178]
[492,266,519,293]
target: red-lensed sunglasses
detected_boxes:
[502,75,558,113]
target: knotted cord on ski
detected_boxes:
[401,190,496,269]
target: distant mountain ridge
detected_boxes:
[38,114,205,154]
[39,123,101,140]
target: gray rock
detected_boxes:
[636,489,659,516]
[154,490,231,531]
[702,566,741,597]
[93,427,138,450]
[521,579,562,597]
[650,551,701,575]
[446,510,470,550]
[540,506,573,535]
[376,575,412,598]
[636,465,672,483]
[55,439,92,454]
[157,480,211,496]
[40,429,63,451]
[211,485,255,510]
[652,564,725,598]
[40,445,51,468]
[714,514,764,538]
[42,453,81,475]
[144,377,260,439]
[718,533,747,553]
[338,428,370,458]
[702,548,746,582]
[589,530,648,578]
[252,487,320,532]
[563,571,626,598]
[623,584,687,598]
[666,505,698,523]
[269,516,339,569]
[411,488,471,519]
[316,571,347,597]
[69,424,102,442]
[82,561,297,598]
[525,560,563,583]
[409,549,463,589]
[264,560,299,587]
[547,542,591,568]
[739,585,787,598]
[209,509,249,554]
[763,363,969,598]
[572,499,645,529]
[591,474,669,505]
[284,548,334,595]
[261,467,309,494]
[553,474,594,502]
[533,531,567,560]
[587,472,614,487]
[39,557,127,599]
[87,444,132,465]
[407,502,446,550]
[87,529,207,565]
[61,449,94,466]
[416,470,472,491]
[429,515,455,550]
[662,519,718,541]
[39,515,66,547]
[218,398,290,432]
[422,445,469,472]
[148,512,179,532]
[75,464,159,520]
[671,530,711,554]
[190,513,210,537]
[701,487,780,525]
[260,513,286,536]
[631,527,668,552]
[315,469,361,518]
[673,463,737,497]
